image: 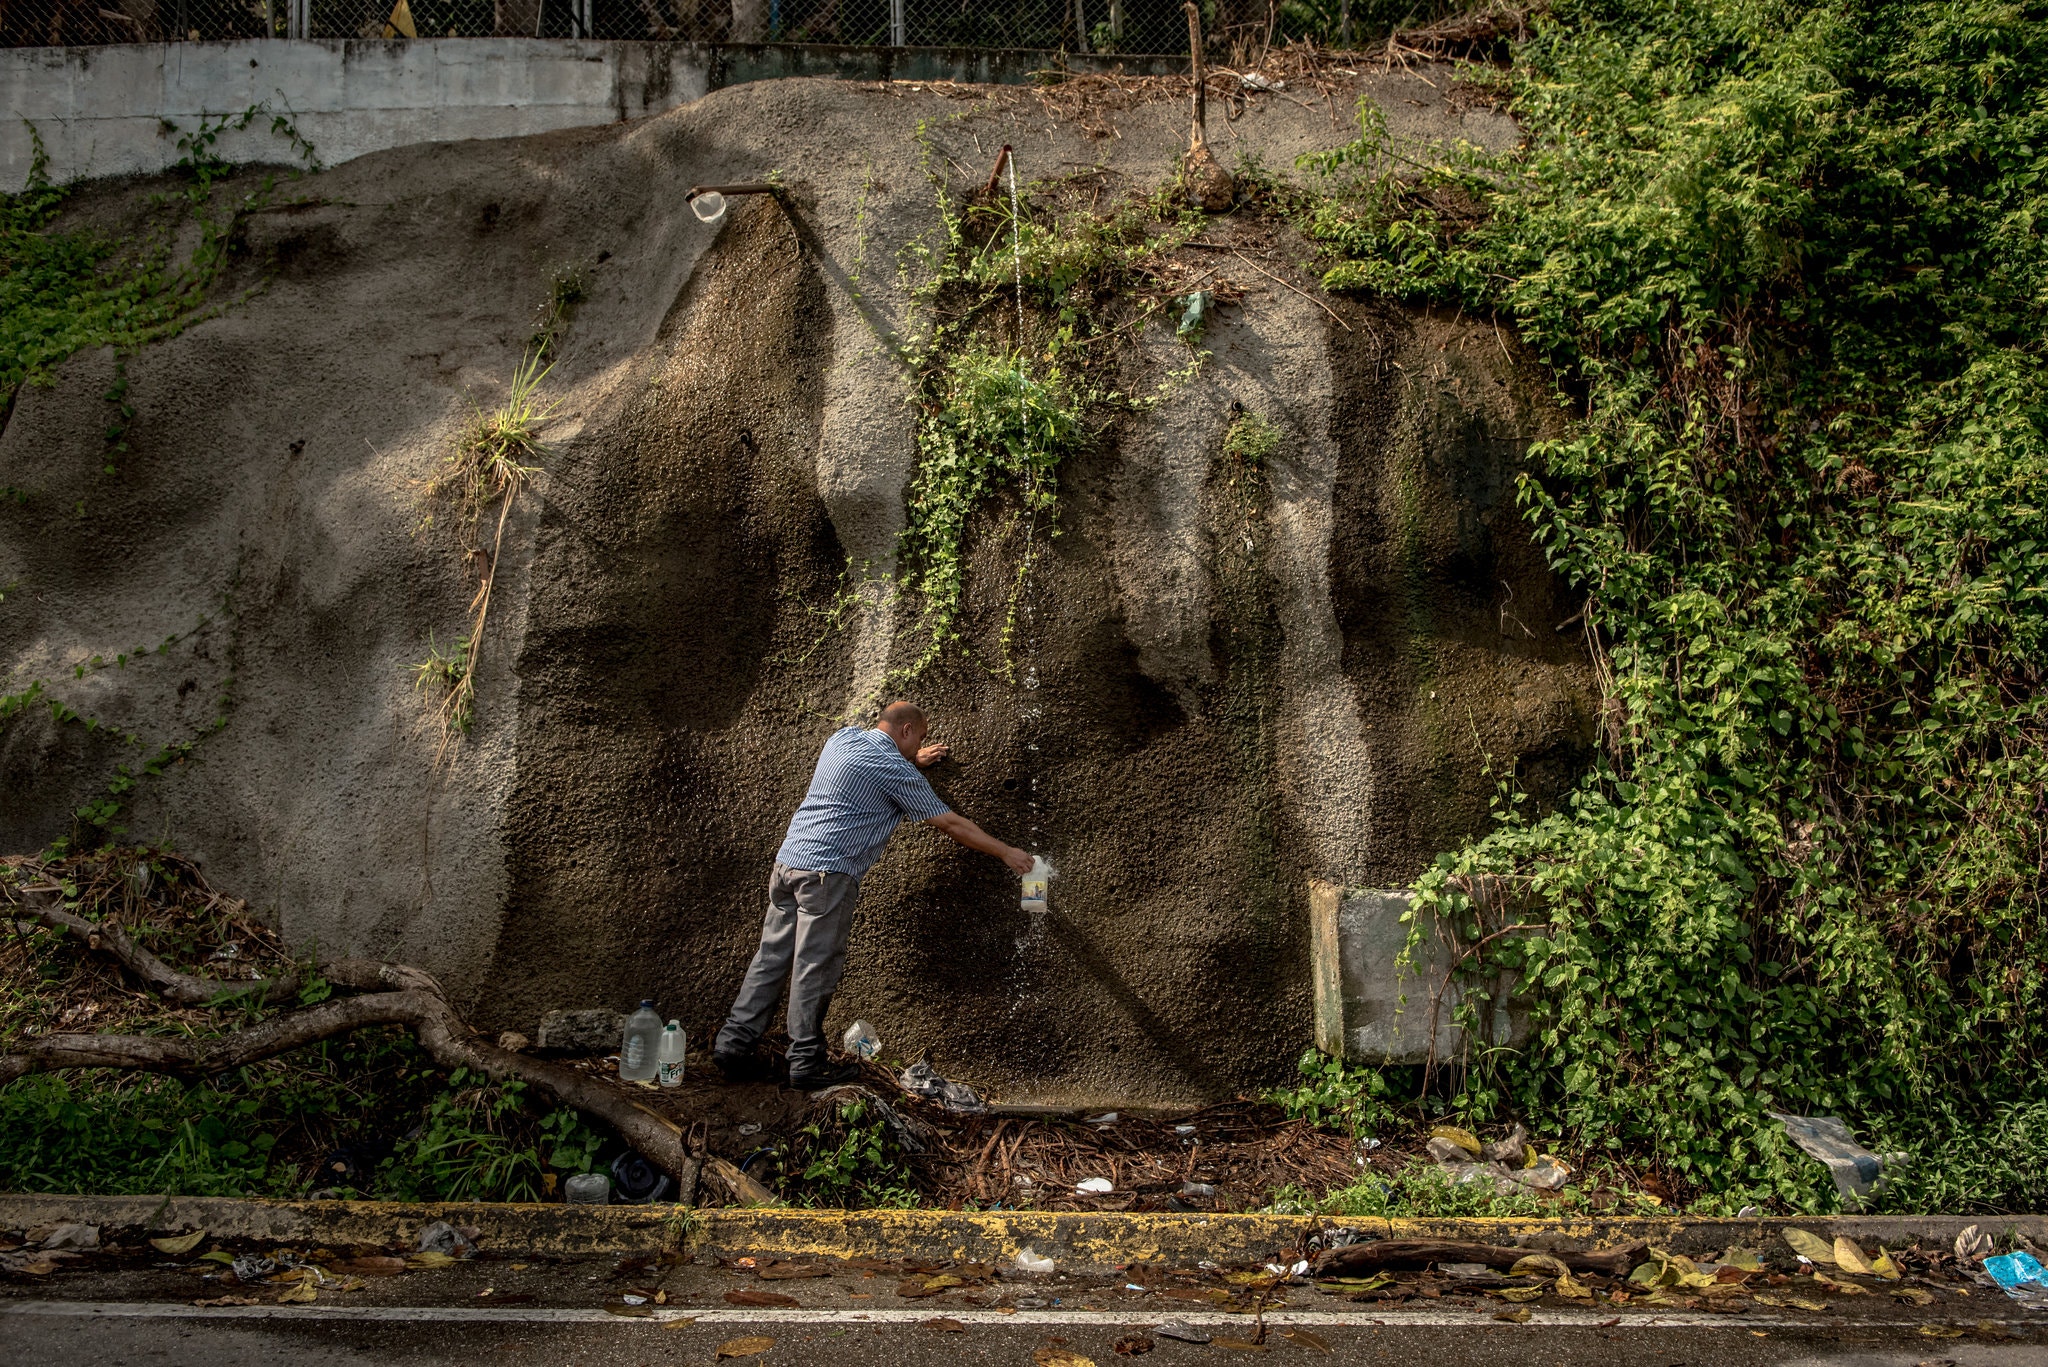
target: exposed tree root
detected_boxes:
[4,895,773,1206]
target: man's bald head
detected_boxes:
[875,700,927,734]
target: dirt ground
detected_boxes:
[0,63,1592,1105]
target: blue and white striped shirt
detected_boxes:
[775,727,952,877]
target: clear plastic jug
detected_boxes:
[656,1020,687,1087]
[619,1000,662,1082]
[1021,855,1052,913]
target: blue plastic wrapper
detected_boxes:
[1985,1251,2045,1289]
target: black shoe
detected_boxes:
[714,1051,775,1083]
[788,1059,862,1091]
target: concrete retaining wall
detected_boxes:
[0,39,1189,191]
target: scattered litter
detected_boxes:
[1076,1177,1114,1195]
[1984,1251,2048,1308]
[564,1171,611,1205]
[1154,1320,1212,1343]
[1087,1112,1121,1125]
[1518,1155,1572,1190]
[38,1223,98,1251]
[415,1221,475,1258]
[1176,291,1213,338]
[150,1230,206,1256]
[1238,72,1286,91]
[1767,1111,1903,1210]
[843,1020,882,1059]
[232,1255,279,1281]
[1440,1263,1493,1279]
[621,1294,648,1306]
[1173,1124,1198,1137]
[738,1123,763,1136]
[1737,1205,1763,1218]
[611,1149,674,1204]
[898,1060,988,1114]
[1179,1181,1218,1199]
[1957,1225,1995,1262]
[1013,1246,1056,1274]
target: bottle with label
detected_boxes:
[619,1000,662,1082]
[656,1020,687,1087]
[1021,855,1052,913]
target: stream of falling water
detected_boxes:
[1005,147,1050,1027]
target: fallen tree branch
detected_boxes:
[1312,1238,1644,1278]
[0,905,734,1195]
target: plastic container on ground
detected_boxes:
[1021,855,1052,914]
[564,1172,611,1205]
[842,1019,881,1059]
[619,1000,662,1082]
[656,1020,687,1087]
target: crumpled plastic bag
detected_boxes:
[39,1223,99,1251]
[898,1060,987,1114]
[414,1221,476,1258]
[1984,1251,2048,1309]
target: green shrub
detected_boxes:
[1300,0,2048,1207]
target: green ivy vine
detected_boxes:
[1299,0,2048,1208]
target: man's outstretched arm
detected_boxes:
[927,811,1034,874]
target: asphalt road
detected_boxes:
[4,1300,2046,1367]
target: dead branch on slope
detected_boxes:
[2,876,767,1204]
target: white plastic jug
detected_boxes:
[619,1001,663,1082]
[1021,855,1052,913]
[656,1020,687,1087]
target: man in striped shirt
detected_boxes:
[712,700,1033,1090]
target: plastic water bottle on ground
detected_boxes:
[1021,855,1052,913]
[656,1020,687,1087]
[619,1000,662,1082]
[842,1019,881,1059]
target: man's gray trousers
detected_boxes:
[713,863,860,1078]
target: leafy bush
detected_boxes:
[374,1071,602,1204]
[1302,0,2048,1206]
[771,1098,921,1208]
[1270,1048,1398,1142]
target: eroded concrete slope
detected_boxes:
[0,72,1591,1103]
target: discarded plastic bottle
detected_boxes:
[619,1000,662,1082]
[1021,855,1052,914]
[842,1019,882,1060]
[564,1172,611,1205]
[656,1020,687,1087]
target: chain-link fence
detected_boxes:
[2,0,1459,53]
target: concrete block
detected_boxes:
[1310,881,1528,1065]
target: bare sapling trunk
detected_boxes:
[1182,2,1235,211]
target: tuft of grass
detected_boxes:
[1222,408,1281,475]
[414,352,555,753]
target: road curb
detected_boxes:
[2,1195,2041,1267]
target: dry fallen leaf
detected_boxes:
[1814,1272,1871,1295]
[1035,1349,1100,1367]
[1281,1328,1332,1351]
[661,1316,699,1330]
[1833,1237,1876,1275]
[275,1280,318,1304]
[1871,1249,1904,1280]
[1493,1285,1545,1302]
[1919,1324,1966,1339]
[716,1335,777,1357]
[1555,1272,1595,1300]
[1111,1333,1155,1356]
[759,1262,831,1281]
[1509,1254,1570,1278]
[151,1230,207,1256]
[1782,1229,1835,1264]
[14,1258,57,1275]
[1493,1307,1532,1323]
[1892,1286,1936,1305]
[925,1317,966,1332]
[191,1295,259,1308]
[339,1256,406,1276]
[725,1289,800,1308]
[406,1250,456,1269]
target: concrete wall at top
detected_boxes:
[0,39,1191,192]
